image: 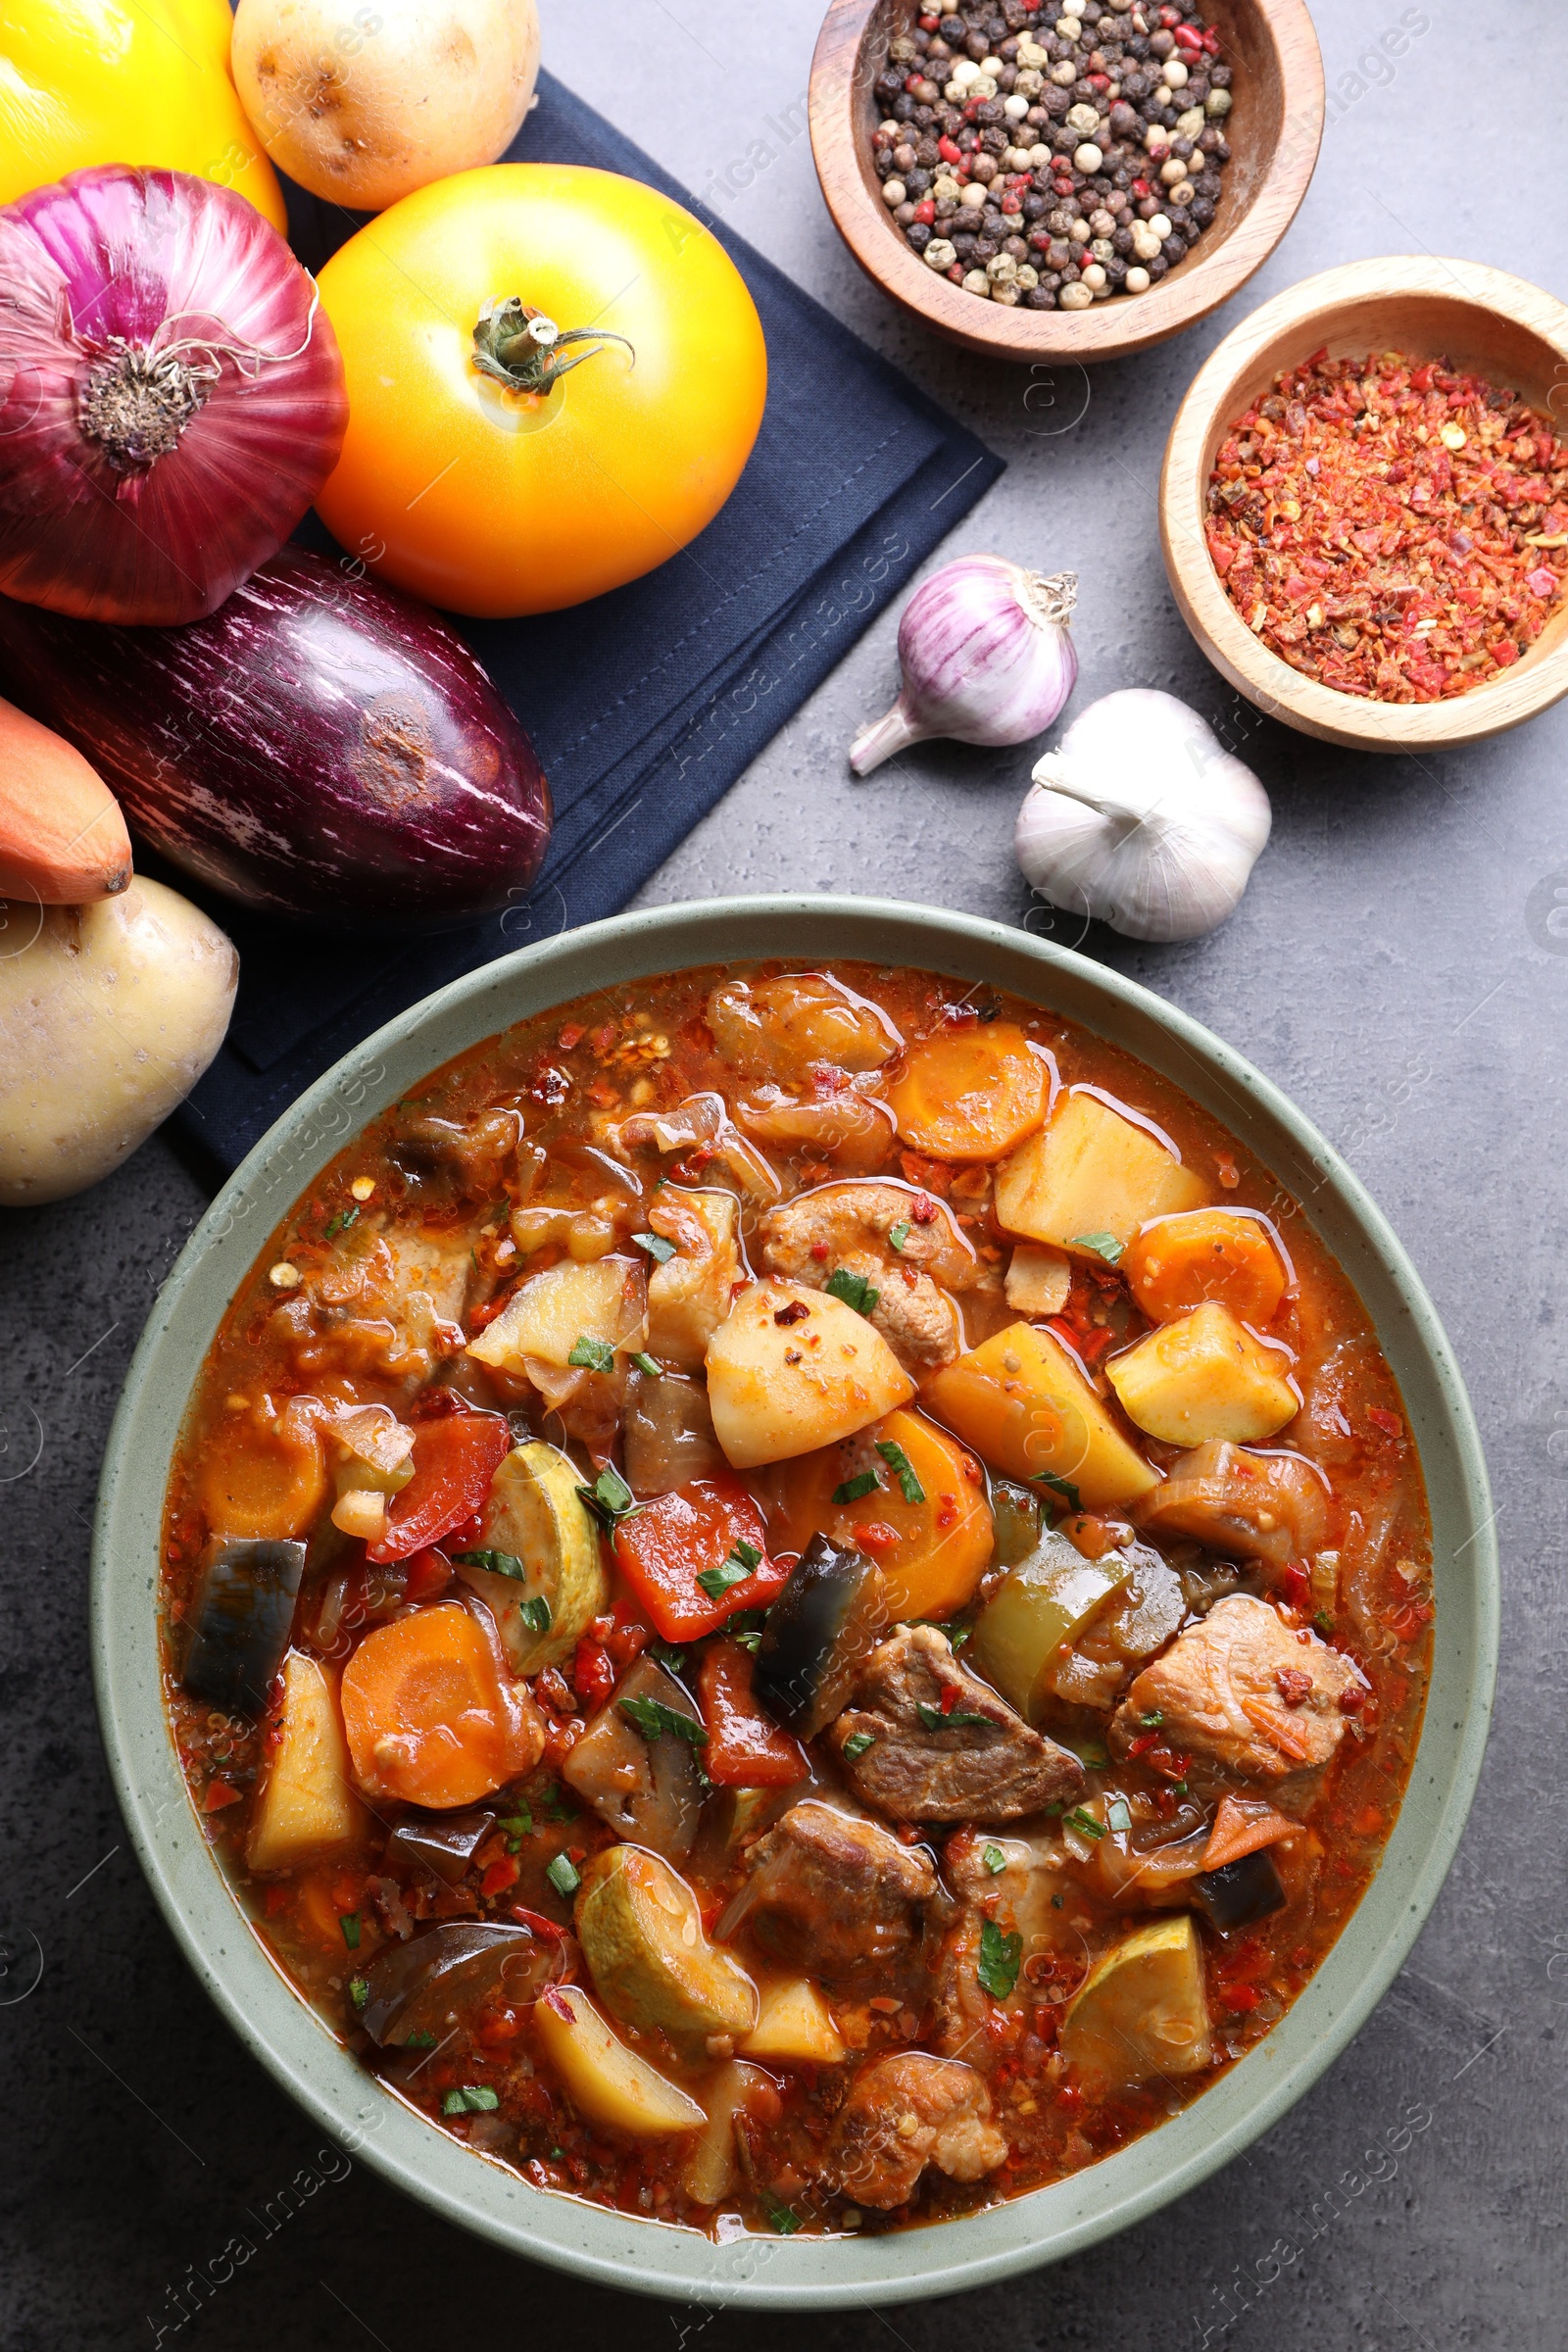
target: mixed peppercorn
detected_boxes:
[869,0,1233,310]
[1205,351,1568,702]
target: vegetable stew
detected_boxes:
[160,962,1432,2236]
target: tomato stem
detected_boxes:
[471,298,634,395]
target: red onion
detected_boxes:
[0,166,348,624]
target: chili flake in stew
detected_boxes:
[1205,348,1568,701]
[160,962,1432,2238]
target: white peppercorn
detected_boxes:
[1073,141,1103,172]
[1080,261,1106,289]
[1124,265,1151,292]
[1148,212,1171,238]
[881,178,906,208]
[1161,58,1189,89]
[1159,155,1186,184]
[1168,179,1196,206]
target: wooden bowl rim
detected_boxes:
[1158,254,1568,751]
[808,0,1325,367]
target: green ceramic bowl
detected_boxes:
[92,897,1496,2309]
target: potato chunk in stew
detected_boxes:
[705,1278,914,1467]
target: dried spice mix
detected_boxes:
[1205,350,1568,702]
[870,0,1234,310]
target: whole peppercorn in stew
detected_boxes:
[161,963,1432,2237]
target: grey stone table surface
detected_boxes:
[1,0,1561,2342]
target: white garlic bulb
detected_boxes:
[1014,689,1271,943]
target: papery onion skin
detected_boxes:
[850,556,1078,775]
[0,166,348,624]
[0,548,553,935]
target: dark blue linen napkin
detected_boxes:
[172,70,1004,1175]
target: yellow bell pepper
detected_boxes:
[0,0,287,231]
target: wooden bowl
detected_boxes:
[808,0,1324,368]
[1159,256,1568,751]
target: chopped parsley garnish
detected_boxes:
[825,1266,880,1317]
[761,2189,803,2236]
[732,1628,762,1654]
[324,1206,360,1240]
[454,1547,527,1583]
[1139,1710,1164,1729]
[888,1220,912,1254]
[842,1730,877,1761]
[403,2030,438,2049]
[1314,1608,1335,1637]
[648,1641,687,1675]
[1051,1892,1064,1910]
[544,1853,581,1899]
[876,1439,925,1505]
[541,1783,577,1823]
[499,1808,534,1852]
[631,1230,678,1264]
[915,1702,991,1732]
[696,1542,760,1602]
[918,1617,972,1650]
[517,1595,553,1634]
[568,1334,615,1373]
[1069,1231,1125,1265]
[977,1919,1023,1999]
[577,1464,637,1529]
[832,1469,881,1505]
[348,1977,369,2011]
[1031,1469,1082,1515]
[339,1911,362,1949]
[983,1842,1006,1875]
[1066,1806,1105,1840]
[1105,1796,1133,1834]
[442,2085,501,2115]
[618,1694,709,1748]
[630,1351,663,1378]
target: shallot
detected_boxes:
[0,165,347,624]
[850,555,1078,774]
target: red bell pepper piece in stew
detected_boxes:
[612,1475,791,1642]
[697,1641,808,1787]
[368,1411,511,1561]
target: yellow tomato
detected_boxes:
[314,165,769,618]
[0,0,287,230]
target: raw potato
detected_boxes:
[1059,1914,1212,2088]
[1105,1301,1298,1445]
[740,1976,846,2066]
[466,1253,645,1373]
[0,879,237,1205]
[575,1845,758,2050]
[923,1320,1157,1510]
[531,1984,705,2136]
[645,1186,743,1370]
[706,1278,915,1468]
[455,1439,606,1674]
[232,0,541,213]
[996,1089,1209,1252]
[248,1653,364,1872]
[0,694,131,904]
[1004,1241,1072,1317]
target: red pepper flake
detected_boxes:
[1273,1666,1313,1707]
[203,1780,242,1812]
[1279,1562,1311,1607]
[1367,1405,1403,1439]
[1205,348,1568,702]
[1220,1984,1261,2013]
[480,1854,519,1896]
[509,1904,565,1941]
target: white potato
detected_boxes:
[531,1984,705,2137]
[705,1278,914,1468]
[466,1253,645,1373]
[645,1186,743,1370]
[0,879,237,1205]
[232,0,541,212]
[248,1653,364,1873]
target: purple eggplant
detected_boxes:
[0,550,550,933]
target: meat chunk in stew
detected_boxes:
[821,2052,1006,2208]
[760,1181,979,1371]
[832,1625,1086,1822]
[736,1798,938,1984]
[1111,1593,1364,1782]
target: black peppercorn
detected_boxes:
[1210,63,1232,85]
[907,222,933,251]
[1025,285,1056,309]
[1112,224,1134,254]
[1022,191,1047,219]
[1191,194,1215,225]
[1004,234,1028,260]
[973,237,999,261]
[1148,253,1169,279]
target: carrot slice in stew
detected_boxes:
[697,1641,808,1788]
[1122,1209,1289,1328]
[883,1023,1052,1162]
[199,1396,327,1543]
[367,1410,510,1562]
[340,1602,541,1807]
[1202,1793,1298,1873]
[768,1409,992,1621]
[612,1476,791,1642]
